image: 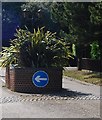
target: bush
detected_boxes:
[90,41,100,60]
[0,27,72,68]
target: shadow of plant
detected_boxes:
[43,88,92,98]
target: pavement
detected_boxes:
[0,67,101,119]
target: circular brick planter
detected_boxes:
[6,67,63,93]
[5,67,10,89]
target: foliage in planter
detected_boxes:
[90,41,101,60]
[0,27,72,68]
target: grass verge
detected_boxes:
[63,70,102,86]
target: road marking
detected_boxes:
[1,77,5,83]
[35,76,47,82]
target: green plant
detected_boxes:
[0,27,72,68]
[90,41,100,60]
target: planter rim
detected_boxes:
[9,67,63,70]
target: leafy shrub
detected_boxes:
[90,41,100,60]
[0,27,72,68]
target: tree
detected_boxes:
[20,2,60,33]
[50,2,102,58]
[89,2,102,25]
[50,2,94,45]
[50,2,102,69]
[89,2,102,60]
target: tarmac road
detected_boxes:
[1,98,100,118]
[0,67,101,119]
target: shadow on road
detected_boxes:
[41,88,92,98]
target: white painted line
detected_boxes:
[1,78,5,83]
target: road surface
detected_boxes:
[0,67,101,119]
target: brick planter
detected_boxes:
[5,67,10,88]
[6,67,63,93]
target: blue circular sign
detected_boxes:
[32,71,49,87]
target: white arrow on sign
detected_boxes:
[35,76,47,82]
